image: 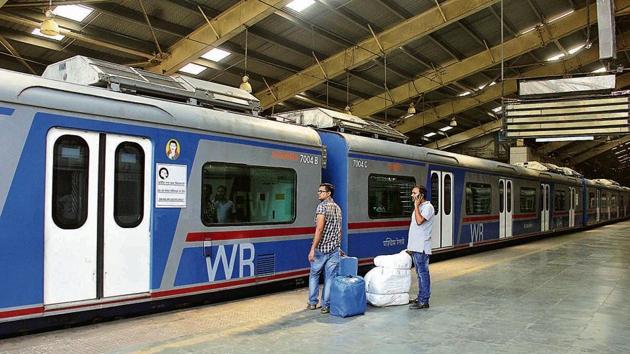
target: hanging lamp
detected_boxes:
[41,1,60,37]
[239,28,252,93]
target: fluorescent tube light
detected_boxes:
[535,136,594,142]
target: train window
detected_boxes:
[465,183,492,215]
[506,181,512,213]
[554,190,567,211]
[519,187,536,212]
[201,163,296,225]
[444,174,451,215]
[52,135,89,229]
[589,192,596,209]
[431,173,439,215]
[114,142,144,228]
[601,193,608,208]
[368,174,415,219]
[611,195,617,208]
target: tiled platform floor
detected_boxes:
[2,221,629,353]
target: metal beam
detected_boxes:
[2,0,106,7]
[538,141,572,155]
[616,72,630,88]
[352,0,630,117]
[574,136,630,164]
[424,120,503,149]
[148,0,291,75]
[255,0,500,109]
[562,141,605,157]
[394,30,630,134]
[0,33,36,74]
[0,11,154,60]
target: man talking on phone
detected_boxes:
[408,185,434,310]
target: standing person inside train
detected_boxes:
[214,185,236,223]
[408,185,434,310]
[307,183,342,314]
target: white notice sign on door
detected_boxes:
[156,163,187,208]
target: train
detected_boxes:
[0,56,628,335]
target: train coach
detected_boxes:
[0,57,628,334]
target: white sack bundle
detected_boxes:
[366,292,410,307]
[364,266,411,295]
[373,250,412,269]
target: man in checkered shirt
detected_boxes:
[307,183,342,314]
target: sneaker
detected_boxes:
[409,302,429,310]
[320,307,330,314]
[307,303,317,310]
[409,298,418,304]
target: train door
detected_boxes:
[596,190,601,222]
[430,171,454,249]
[540,184,550,232]
[44,129,152,305]
[568,187,575,227]
[499,179,513,238]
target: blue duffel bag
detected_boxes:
[330,275,367,318]
[339,256,358,277]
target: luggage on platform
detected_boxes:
[373,250,412,269]
[330,276,367,318]
[366,292,410,307]
[339,256,358,277]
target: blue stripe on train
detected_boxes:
[0,107,15,116]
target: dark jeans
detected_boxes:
[412,251,431,304]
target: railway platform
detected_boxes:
[1,221,629,354]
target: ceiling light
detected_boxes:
[32,28,64,41]
[535,136,594,142]
[53,4,93,22]
[492,106,502,113]
[202,48,231,62]
[546,53,565,61]
[519,25,538,36]
[407,102,416,115]
[568,44,584,54]
[40,8,60,37]
[287,0,315,12]
[424,132,436,138]
[239,75,252,93]
[179,63,207,75]
[547,9,574,23]
[440,126,453,132]
[592,67,607,73]
[449,117,458,127]
[457,91,471,97]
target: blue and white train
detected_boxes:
[0,57,628,335]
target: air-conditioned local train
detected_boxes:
[1,57,627,335]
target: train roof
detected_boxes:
[0,67,321,149]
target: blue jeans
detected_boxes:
[308,249,340,308]
[412,251,431,304]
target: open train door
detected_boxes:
[45,128,152,305]
[429,171,453,249]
